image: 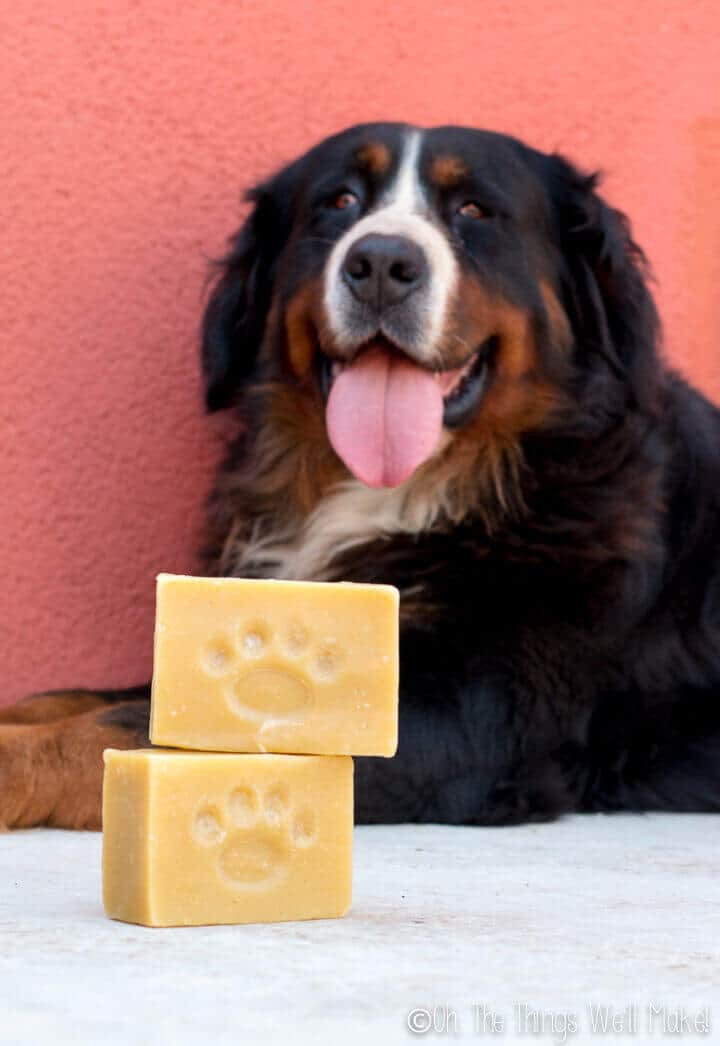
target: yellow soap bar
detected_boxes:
[102,748,353,927]
[150,574,399,756]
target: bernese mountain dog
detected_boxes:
[2,122,720,830]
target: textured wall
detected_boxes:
[2,1,719,704]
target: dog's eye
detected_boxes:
[457,201,486,220]
[330,190,359,211]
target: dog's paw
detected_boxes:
[0,696,148,831]
[0,724,51,830]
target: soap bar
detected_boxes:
[102,748,353,927]
[150,574,399,756]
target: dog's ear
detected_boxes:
[545,155,661,411]
[201,171,295,412]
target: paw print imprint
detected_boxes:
[200,617,345,722]
[192,784,318,888]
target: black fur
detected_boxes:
[98,692,152,744]
[201,188,281,411]
[196,124,720,824]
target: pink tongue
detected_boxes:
[326,346,444,488]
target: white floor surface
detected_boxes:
[0,817,717,1045]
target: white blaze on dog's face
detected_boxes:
[322,130,459,363]
[317,130,471,489]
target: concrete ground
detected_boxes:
[0,816,717,1045]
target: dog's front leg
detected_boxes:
[355,669,590,826]
[0,689,150,830]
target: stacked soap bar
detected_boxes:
[103,750,354,927]
[150,574,399,755]
[102,574,399,927]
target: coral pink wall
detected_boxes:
[2,1,719,704]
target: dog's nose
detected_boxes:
[342,234,427,308]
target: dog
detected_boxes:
[2,122,720,830]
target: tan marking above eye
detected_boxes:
[430,153,470,187]
[356,141,391,175]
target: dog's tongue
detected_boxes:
[326,345,444,488]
